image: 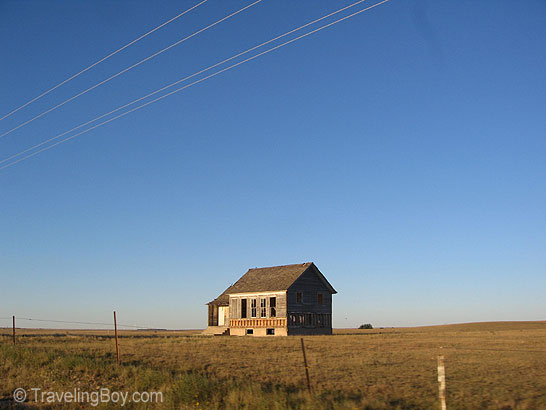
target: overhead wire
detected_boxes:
[0,0,264,140]
[0,0,391,171]
[11,316,172,330]
[0,0,373,167]
[0,0,209,123]
[1,0,390,170]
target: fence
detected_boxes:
[2,314,546,409]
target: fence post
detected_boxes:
[113,311,120,365]
[12,316,16,345]
[300,337,312,393]
[437,355,447,410]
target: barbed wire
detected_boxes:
[1,315,179,331]
[440,346,546,354]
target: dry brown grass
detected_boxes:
[1,321,545,409]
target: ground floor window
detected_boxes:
[251,299,257,318]
[246,329,254,335]
[266,328,275,335]
[288,313,331,327]
[270,297,276,317]
[260,298,266,317]
[241,299,247,318]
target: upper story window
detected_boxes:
[317,293,323,305]
[251,299,257,318]
[296,292,302,303]
[260,298,266,317]
[270,297,276,317]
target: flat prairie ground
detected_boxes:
[1,321,545,409]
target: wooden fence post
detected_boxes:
[300,337,312,393]
[12,316,16,345]
[113,311,120,365]
[437,355,447,410]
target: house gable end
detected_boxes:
[287,265,334,296]
[285,264,334,319]
[288,263,336,294]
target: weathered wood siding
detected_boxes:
[229,297,238,319]
[276,293,287,318]
[286,267,332,315]
[286,266,334,335]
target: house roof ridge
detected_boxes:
[248,262,313,271]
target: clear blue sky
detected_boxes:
[1,0,544,329]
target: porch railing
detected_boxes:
[230,318,286,328]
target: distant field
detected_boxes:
[1,321,545,409]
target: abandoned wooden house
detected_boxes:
[204,262,336,336]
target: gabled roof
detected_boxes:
[208,262,336,305]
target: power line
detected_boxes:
[0,0,373,167]
[0,0,263,140]
[0,0,209,123]
[1,0,390,170]
[0,0,391,171]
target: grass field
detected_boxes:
[1,321,545,409]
